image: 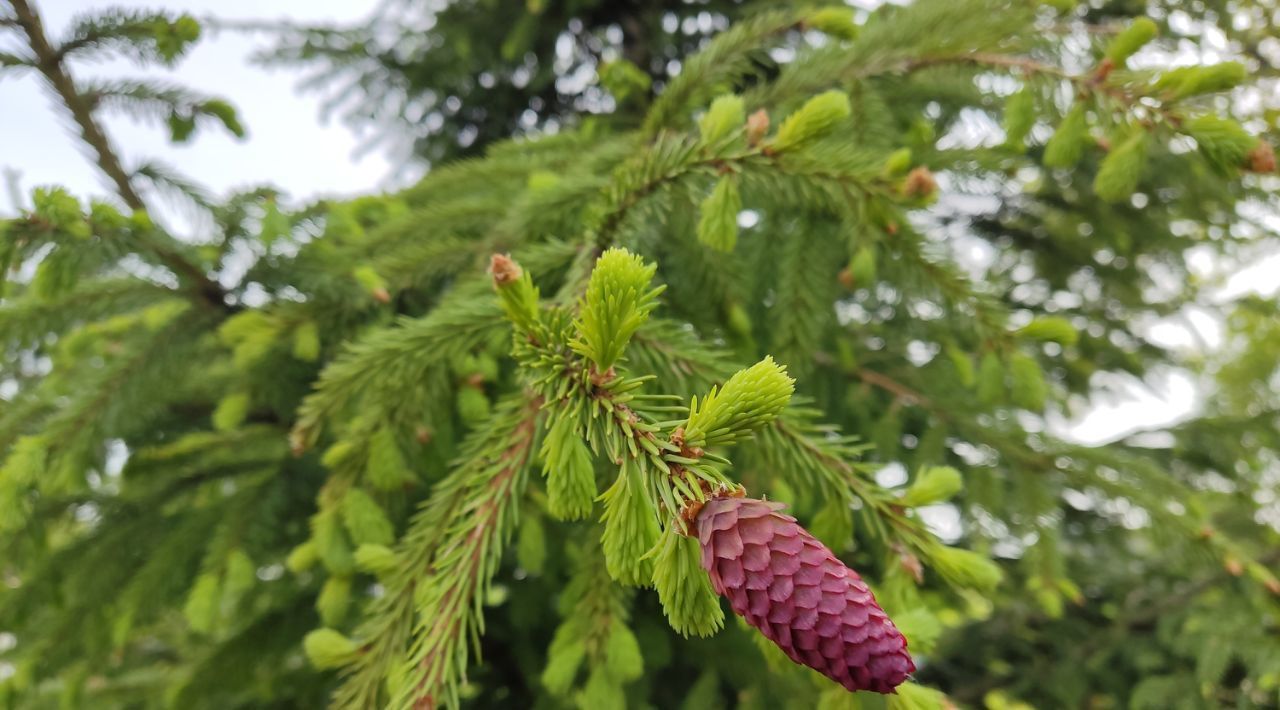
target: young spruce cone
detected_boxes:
[695,496,914,693]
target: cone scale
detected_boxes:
[693,496,914,693]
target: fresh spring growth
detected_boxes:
[1105,17,1158,66]
[599,459,660,586]
[366,427,414,490]
[928,545,1003,592]
[1016,316,1078,346]
[490,253,540,332]
[683,356,795,448]
[698,94,745,144]
[697,175,742,252]
[1043,103,1089,168]
[1182,115,1260,174]
[770,90,852,152]
[1009,352,1048,411]
[354,544,398,576]
[1155,62,1247,100]
[1093,129,1149,202]
[316,575,352,626]
[1002,88,1036,150]
[806,6,859,40]
[340,488,395,546]
[303,628,360,669]
[652,528,724,637]
[540,413,597,521]
[900,466,964,507]
[571,248,663,372]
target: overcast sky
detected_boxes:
[1,0,400,216]
[4,0,1275,447]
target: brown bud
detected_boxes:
[289,429,307,457]
[1224,556,1244,577]
[1266,578,1280,596]
[746,109,770,146]
[900,553,924,584]
[372,287,391,304]
[489,253,522,285]
[1095,135,1113,152]
[837,267,855,291]
[415,425,434,444]
[903,166,937,199]
[1197,526,1216,540]
[1093,57,1115,82]
[1247,141,1276,173]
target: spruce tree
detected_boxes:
[2,1,1279,708]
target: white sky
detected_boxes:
[2,0,1273,447]
[1,0,396,215]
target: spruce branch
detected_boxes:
[6,0,229,310]
[331,395,541,710]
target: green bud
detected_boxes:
[849,243,877,287]
[527,170,561,192]
[212,391,251,432]
[945,345,975,388]
[367,427,414,490]
[490,253,541,331]
[683,356,795,448]
[285,540,318,573]
[887,682,950,710]
[580,666,625,709]
[883,147,913,176]
[930,546,1003,592]
[354,544,398,576]
[1156,62,1246,100]
[183,572,220,633]
[316,575,352,626]
[457,385,492,426]
[1105,17,1158,65]
[604,620,644,682]
[725,302,752,338]
[303,628,360,669]
[652,528,724,637]
[1043,103,1089,168]
[1003,88,1036,150]
[293,320,321,362]
[699,94,745,144]
[572,248,663,371]
[321,440,357,471]
[1016,316,1078,346]
[223,549,257,597]
[1009,352,1048,411]
[807,7,859,40]
[890,607,944,654]
[541,631,585,695]
[541,414,597,521]
[516,513,547,575]
[697,175,741,252]
[771,90,852,152]
[600,460,659,586]
[976,352,1005,405]
[1093,129,1149,202]
[900,466,964,507]
[312,508,354,575]
[341,488,395,546]
[1183,115,1257,174]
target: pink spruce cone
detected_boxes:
[694,496,914,693]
